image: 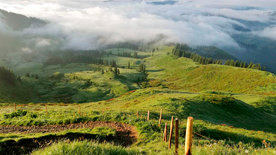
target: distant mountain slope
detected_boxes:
[0,9,47,63]
[231,34,276,73]
[0,9,46,31]
[175,44,237,60]
[193,46,237,60]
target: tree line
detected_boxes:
[106,51,139,58]
[45,51,117,67]
[172,44,263,70]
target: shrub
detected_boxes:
[4,110,27,119]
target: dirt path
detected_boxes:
[0,121,138,155]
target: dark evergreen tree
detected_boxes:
[128,62,131,69]
[248,62,253,68]
[114,66,118,76]
[133,52,138,58]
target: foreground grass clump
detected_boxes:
[193,140,276,155]
[32,141,141,155]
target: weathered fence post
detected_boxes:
[163,122,168,142]
[168,116,174,149]
[78,105,81,115]
[175,118,179,154]
[147,110,150,121]
[159,109,162,126]
[185,117,193,155]
[45,105,48,114]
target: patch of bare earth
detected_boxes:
[0,121,138,155]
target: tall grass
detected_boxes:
[32,141,141,155]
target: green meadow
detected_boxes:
[0,46,275,154]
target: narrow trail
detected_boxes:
[0,121,138,155]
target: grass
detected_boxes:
[0,127,116,143]
[0,62,145,103]
[0,46,276,154]
[32,140,141,155]
[146,46,276,94]
[0,99,275,154]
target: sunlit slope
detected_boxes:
[86,88,276,133]
[146,46,276,94]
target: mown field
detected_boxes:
[0,46,275,154]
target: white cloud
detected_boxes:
[35,38,52,47]
[21,47,33,54]
[0,0,275,50]
[256,26,276,40]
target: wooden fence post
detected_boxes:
[159,109,162,126]
[147,110,150,121]
[78,105,81,115]
[185,117,193,155]
[168,116,174,149]
[175,118,179,154]
[45,105,48,114]
[14,103,16,111]
[163,122,168,142]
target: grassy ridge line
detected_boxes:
[146,46,276,94]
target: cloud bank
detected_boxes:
[0,0,276,51]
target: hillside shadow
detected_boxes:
[198,128,276,147]
[146,69,164,72]
[158,97,276,134]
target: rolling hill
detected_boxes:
[0,46,275,154]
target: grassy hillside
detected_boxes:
[0,80,33,103]
[0,67,33,103]
[0,89,275,154]
[146,46,276,94]
[0,46,275,154]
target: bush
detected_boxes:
[50,72,65,80]
[4,110,27,119]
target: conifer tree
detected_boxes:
[133,52,138,58]
[114,66,118,76]
[248,62,253,68]
[225,60,230,65]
